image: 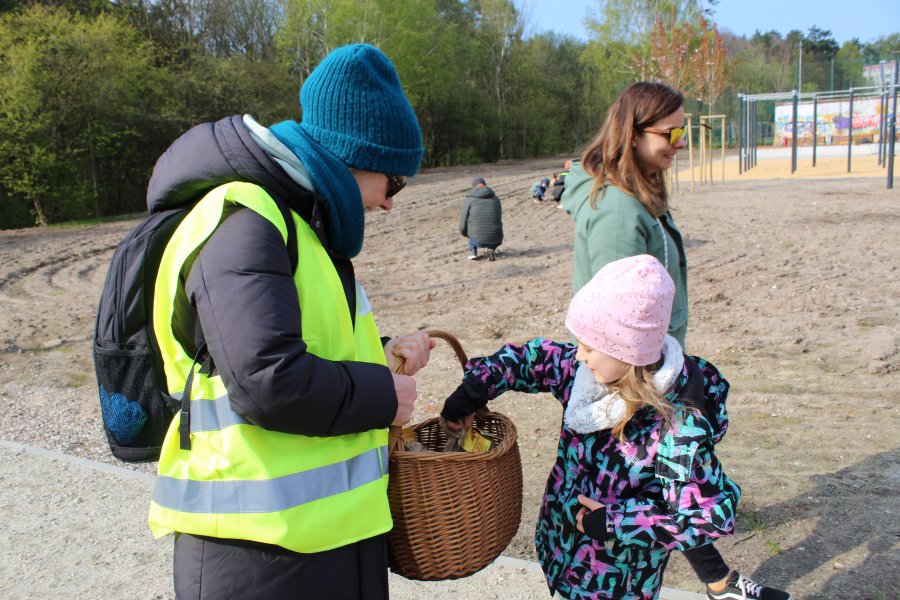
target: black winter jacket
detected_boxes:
[148,115,397,437]
[148,116,394,599]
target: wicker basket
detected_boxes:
[387,330,523,581]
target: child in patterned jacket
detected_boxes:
[442,255,793,600]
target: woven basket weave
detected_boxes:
[387,330,523,581]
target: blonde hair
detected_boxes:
[608,356,675,442]
[581,82,683,218]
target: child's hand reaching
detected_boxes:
[442,413,474,432]
[575,494,610,542]
[440,378,489,431]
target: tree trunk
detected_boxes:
[88,119,101,218]
[31,197,48,227]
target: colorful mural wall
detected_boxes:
[774,97,897,146]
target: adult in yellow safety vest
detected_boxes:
[145,44,434,600]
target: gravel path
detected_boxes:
[0,440,702,599]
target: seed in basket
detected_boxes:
[477,428,501,449]
[460,427,494,452]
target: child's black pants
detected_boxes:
[683,543,730,584]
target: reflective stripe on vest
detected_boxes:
[153,446,389,513]
[148,182,391,553]
[177,391,247,432]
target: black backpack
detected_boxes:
[93,195,297,462]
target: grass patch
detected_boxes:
[740,414,804,426]
[48,213,143,229]
[61,371,87,388]
[857,316,890,328]
[743,411,778,421]
[764,539,783,555]
[815,358,839,374]
[752,383,796,394]
[737,508,771,532]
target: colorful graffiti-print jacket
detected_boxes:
[463,338,741,599]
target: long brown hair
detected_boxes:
[608,356,675,442]
[581,82,683,217]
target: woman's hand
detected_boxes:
[391,373,418,426]
[385,332,436,375]
[575,494,606,534]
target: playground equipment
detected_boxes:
[699,114,726,186]
[669,112,725,194]
[737,63,899,189]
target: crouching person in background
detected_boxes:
[460,176,503,261]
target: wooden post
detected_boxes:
[699,115,706,184]
[720,115,726,184]
[699,114,727,185]
[687,113,695,192]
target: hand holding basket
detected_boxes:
[386,330,523,581]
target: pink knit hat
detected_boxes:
[565,255,675,366]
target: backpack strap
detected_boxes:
[179,343,207,451]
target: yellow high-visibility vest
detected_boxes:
[148,182,391,553]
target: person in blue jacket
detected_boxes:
[532,177,550,202]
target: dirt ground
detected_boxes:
[0,153,898,599]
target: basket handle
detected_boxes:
[388,330,469,454]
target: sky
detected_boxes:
[526,0,900,46]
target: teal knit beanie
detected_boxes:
[300,44,423,176]
[268,44,423,258]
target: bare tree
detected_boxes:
[646,13,697,95]
[692,16,726,113]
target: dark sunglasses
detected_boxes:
[386,174,407,198]
[640,126,686,146]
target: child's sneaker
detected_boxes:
[706,572,793,600]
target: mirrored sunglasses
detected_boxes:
[640,126,686,146]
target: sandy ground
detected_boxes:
[675,142,893,187]
[0,439,702,600]
[0,150,898,599]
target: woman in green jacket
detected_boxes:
[562,82,689,345]
[560,81,792,600]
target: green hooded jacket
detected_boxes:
[561,161,689,347]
